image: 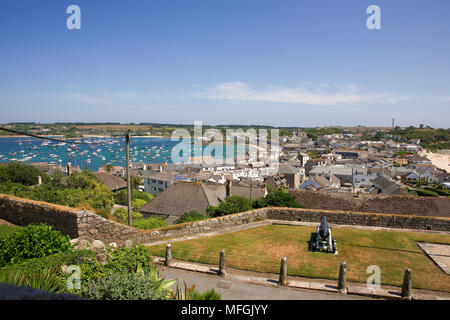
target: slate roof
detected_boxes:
[299,179,323,190]
[312,174,340,188]
[229,185,266,200]
[139,181,226,216]
[278,163,300,175]
[372,176,402,195]
[93,172,127,191]
[143,171,175,182]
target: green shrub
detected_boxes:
[114,190,153,206]
[175,211,206,224]
[64,244,158,295]
[0,225,22,241]
[207,196,252,217]
[261,189,303,208]
[113,190,128,206]
[133,217,167,230]
[407,188,418,196]
[0,245,155,293]
[189,288,222,300]
[0,162,44,186]
[132,198,147,210]
[0,181,31,198]
[174,283,222,300]
[0,245,160,298]
[0,224,71,267]
[113,208,143,223]
[416,188,439,197]
[0,250,95,276]
[80,269,174,300]
[425,186,450,197]
[133,191,153,202]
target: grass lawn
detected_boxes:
[147,225,450,292]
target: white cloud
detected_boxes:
[64,93,111,105]
[113,91,139,99]
[193,82,406,106]
[63,90,159,105]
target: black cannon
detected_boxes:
[309,216,337,254]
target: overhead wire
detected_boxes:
[0,126,111,145]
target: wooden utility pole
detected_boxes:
[126,130,132,227]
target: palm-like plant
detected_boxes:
[0,268,66,293]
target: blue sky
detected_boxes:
[0,0,449,127]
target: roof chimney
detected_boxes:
[37,176,42,186]
[67,163,72,176]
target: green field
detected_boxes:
[147,225,450,292]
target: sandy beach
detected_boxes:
[424,150,450,173]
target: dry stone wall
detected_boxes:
[0,194,80,238]
[289,190,450,217]
[266,208,450,231]
[1,194,449,247]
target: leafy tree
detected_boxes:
[47,169,64,187]
[176,211,206,224]
[207,196,252,217]
[131,176,142,191]
[114,190,153,206]
[113,208,143,223]
[67,170,99,189]
[132,198,147,210]
[104,163,113,173]
[133,191,153,202]
[261,189,303,208]
[113,189,128,206]
[0,181,31,198]
[0,162,44,186]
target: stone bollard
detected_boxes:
[164,244,172,266]
[401,268,412,300]
[337,262,347,293]
[218,250,227,277]
[278,256,287,286]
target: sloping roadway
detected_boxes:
[159,267,376,300]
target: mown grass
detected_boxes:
[147,225,450,292]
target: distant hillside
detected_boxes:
[393,128,450,151]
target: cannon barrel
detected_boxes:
[319,216,329,240]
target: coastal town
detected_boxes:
[1,123,448,226]
[1,0,449,308]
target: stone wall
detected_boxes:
[1,194,449,247]
[266,208,450,232]
[289,190,450,217]
[0,194,80,238]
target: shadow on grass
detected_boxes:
[343,244,422,255]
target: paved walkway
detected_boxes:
[417,242,450,274]
[159,266,369,300]
[154,257,450,300]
